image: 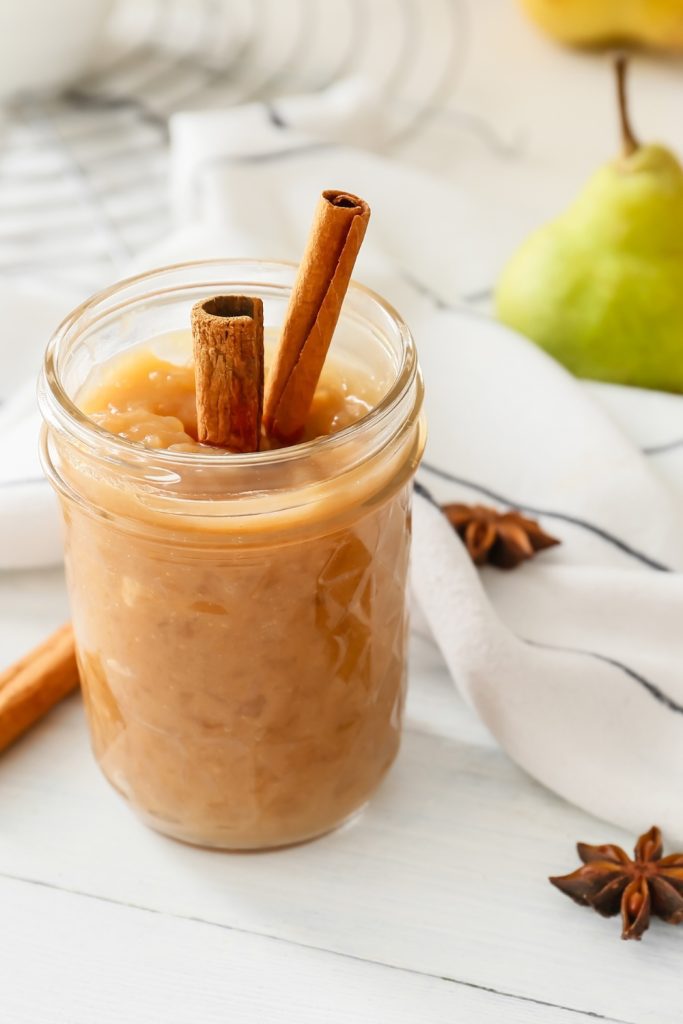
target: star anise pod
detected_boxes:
[550,826,683,940]
[441,502,559,569]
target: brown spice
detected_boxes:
[550,826,683,940]
[192,294,264,452]
[442,502,559,569]
[263,190,370,443]
[0,623,79,752]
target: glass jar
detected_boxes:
[39,259,425,849]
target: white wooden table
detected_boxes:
[3,2,683,1020]
[1,568,681,1024]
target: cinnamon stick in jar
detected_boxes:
[264,190,371,443]
[0,623,79,753]
[192,294,265,452]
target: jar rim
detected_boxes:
[39,257,419,470]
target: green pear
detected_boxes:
[496,57,683,392]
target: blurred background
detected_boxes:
[1,0,680,300]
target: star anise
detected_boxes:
[441,502,559,569]
[550,826,683,940]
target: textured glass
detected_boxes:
[41,260,424,849]
[65,483,412,849]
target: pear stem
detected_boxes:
[615,55,639,157]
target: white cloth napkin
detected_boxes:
[5,80,683,837]
[0,284,78,569]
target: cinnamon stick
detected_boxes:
[0,623,80,753]
[192,294,264,452]
[264,190,370,443]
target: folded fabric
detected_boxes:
[409,309,683,839]
[0,284,78,569]
[4,79,683,838]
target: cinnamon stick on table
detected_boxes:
[264,190,371,443]
[0,623,80,753]
[192,294,265,452]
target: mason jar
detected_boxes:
[39,259,425,849]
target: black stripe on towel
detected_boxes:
[419,463,671,573]
[524,639,683,716]
[643,438,683,456]
[264,103,287,129]
[414,479,439,507]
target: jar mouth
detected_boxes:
[39,257,419,470]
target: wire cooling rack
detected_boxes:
[0,0,466,297]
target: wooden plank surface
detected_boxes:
[0,873,619,1024]
[0,570,679,1024]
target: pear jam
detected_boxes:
[58,330,423,849]
[80,336,375,453]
